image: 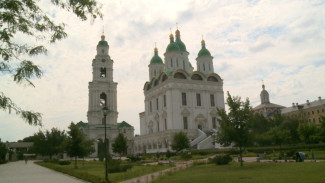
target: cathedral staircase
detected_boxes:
[190,129,218,149]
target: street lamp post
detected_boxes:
[102,106,109,183]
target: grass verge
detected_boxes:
[35,160,169,183]
[153,162,325,183]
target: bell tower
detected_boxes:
[87,34,118,127]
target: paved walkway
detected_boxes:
[0,160,88,183]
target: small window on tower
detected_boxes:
[100,68,106,78]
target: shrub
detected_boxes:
[166,150,175,158]
[210,154,232,165]
[181,153,192,160]
[126,154,141,162]
[107,159,133,173]
[59,160,71,165]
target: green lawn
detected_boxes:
[153,162,325,183]
[36,160,169,183]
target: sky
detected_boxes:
[1,0,325,142]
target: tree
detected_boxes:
[298,122,320,145]
[171,132,189,152]
[31,128,66,158]
[280,116,300,144]
[66,122,93,168]
[215,92,253,166]
[46,128,66,159]
[112,133,128,159]
[319,116,325,142]
[0,139,7,161]
[0,0,102,125]
[267,126,290,151]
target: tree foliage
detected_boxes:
[112,133,128,158]
[31,128,66,158]
[66,122,94,168]
[171,131,189,152]
[267,126,290,150]
[215,92,254,166]
[0,0,102,125]
[298,122,320,145]
[0,139,7,161]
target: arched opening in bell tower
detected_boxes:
[100,68,106,78]
[100,93,107,107]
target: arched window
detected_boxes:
[191,74,203,80]
[100,93,107,106]
[176,59,179,67]
[174,72,186,79]
[198,124,202,130]
[207,76,218,82]
[100,68,106,78]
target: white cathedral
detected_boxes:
[79,28,225,156]
[133,29,225,153]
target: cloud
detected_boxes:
[249,41,274,52]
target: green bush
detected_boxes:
[107,159,133,173]
[181,153,192,160]
[166,150,175,158]
[210,154,232,165]
[126,154,141,162]
[59,160,71,165]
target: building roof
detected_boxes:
[117,121,133,128]
[281,97,325,114]
[76,121,88,128]
[253,103,285,110]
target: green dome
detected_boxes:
[150,55,163,64]
[197,40,211,57]
[98,40,108,46]
[166,34,180,52]
[198,47,211,57]
[150,48,163,64]
[175,39,187,52]
[98,35,108,46]
[166,42,180,52]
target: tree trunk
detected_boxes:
[74,156,77,169]
[239,147,243,167]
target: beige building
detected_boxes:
[281,97,325,124]
[253,84,285,117]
